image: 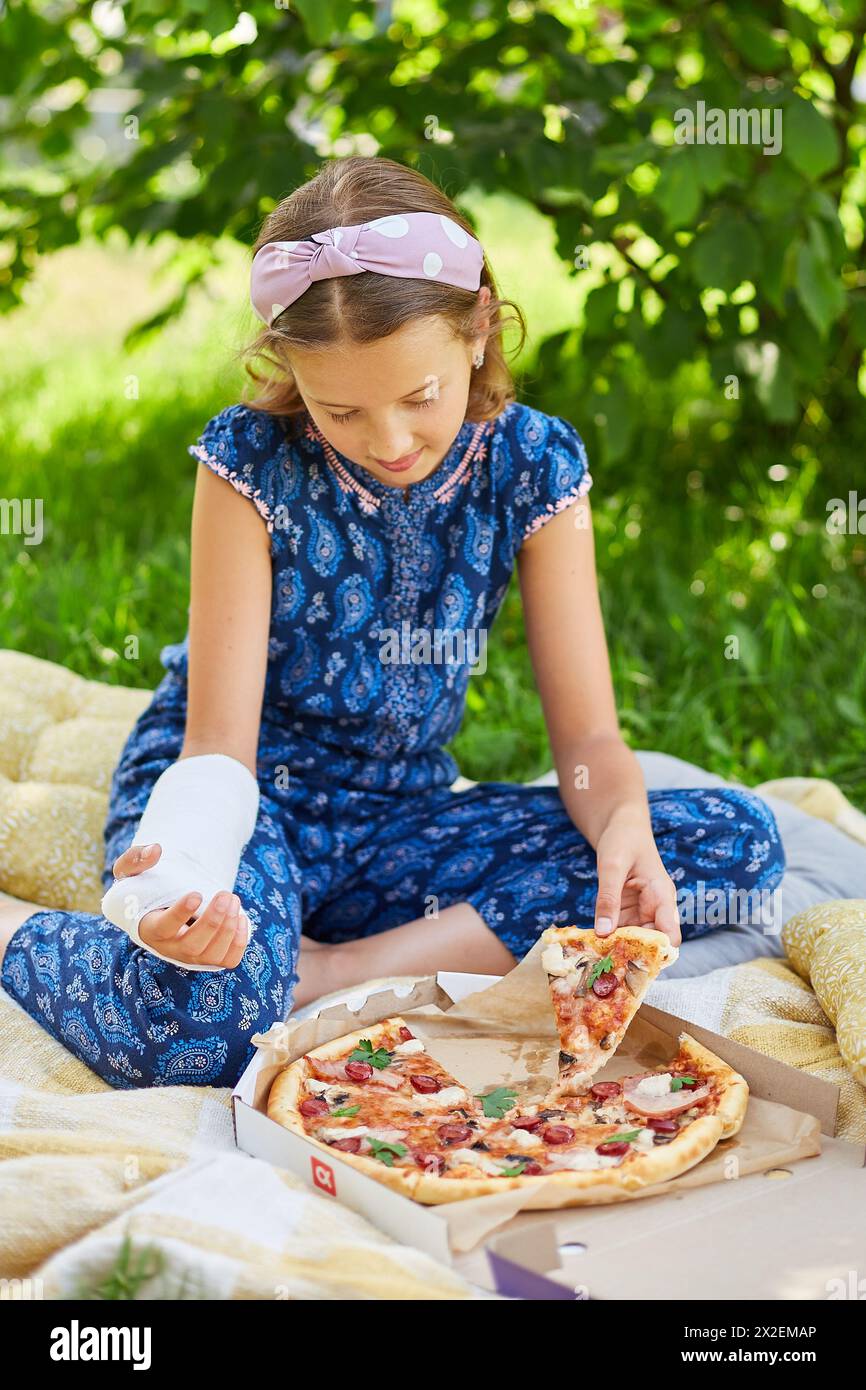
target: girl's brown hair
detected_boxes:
[239,156,526,425]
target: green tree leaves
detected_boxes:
[782,96,840,181]
[691,212,763,294]
[653,148,702,229]
[796,241,846,337]
[0,0,859,440]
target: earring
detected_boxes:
[473,351,485,368]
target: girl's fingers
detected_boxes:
[654,898,682,941]
[639,876,682,944]
[138,890,250,967]
[612,874,680,940]
[178,892,240,960]
[112,843,162,880]
[144,892,203,943]
[594,856,628,937]
[213,910,250,968]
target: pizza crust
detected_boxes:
[411,1104,735,1206]
[292,1017,405,1068]
[410,1117,720,1206]
[541,924,679,968]
[265,1018,394,1131]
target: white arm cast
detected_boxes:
[101,753,260,972]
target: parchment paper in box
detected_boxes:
[248,941,827,1256]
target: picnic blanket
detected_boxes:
[1,646,865,1295]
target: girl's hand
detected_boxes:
[110,843,250,968]
[591,825,682,948]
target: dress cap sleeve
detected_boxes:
[515,410,593,544]
[188,404,286,534]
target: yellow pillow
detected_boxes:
[0,650,151,912]
[784,900,866,1088]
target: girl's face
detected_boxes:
[289,293,490,489]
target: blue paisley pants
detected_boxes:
[1,729,785,1089]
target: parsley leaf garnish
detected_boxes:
[331,1104,360,1118]
[587,954,614,987]
[499,1159,529,1177]
[608,1130,642,1144]
[365,1138,407,1167]
[670,1076,697,1091]
[348,1039,392,1070]
[475,1086,518,1119]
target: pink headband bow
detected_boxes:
[250,211,484,327]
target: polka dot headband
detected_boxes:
[250,211,485,327]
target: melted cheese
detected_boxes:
[508,1128,542,1149]
[545,1149,623,1172]
[594,1104,625,1124]
[306,1080,358,1105]
[393,1038,425,1055]
[552,974,585,996]
[633,1127,657,1153]
[409,1085,468,1108]
[632,1072,673,1098]
[448,1148,507,1176]
[541,943,572,977]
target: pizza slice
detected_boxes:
[540,924,678,1098]
[546,1034,747,1139]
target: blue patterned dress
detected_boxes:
[1,402,785,1088]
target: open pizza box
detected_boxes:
[232,939,864,1295]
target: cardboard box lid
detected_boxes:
[465,1133,866,1300]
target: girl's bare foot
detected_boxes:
[289,903,514,1013]
[110,843,250,969]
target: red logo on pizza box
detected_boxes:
[311,1156,337,1196]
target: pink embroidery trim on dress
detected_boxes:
[308,418,493,510]
[521,472,594,539]
[433,422,490,502]
[190,445,276,533]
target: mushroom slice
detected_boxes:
[625,961,649,996]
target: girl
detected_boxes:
[0,157,785,1089]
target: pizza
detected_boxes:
[539,925,679,1099]
[266,929,749,1206]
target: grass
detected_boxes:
[2,198,864,809]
